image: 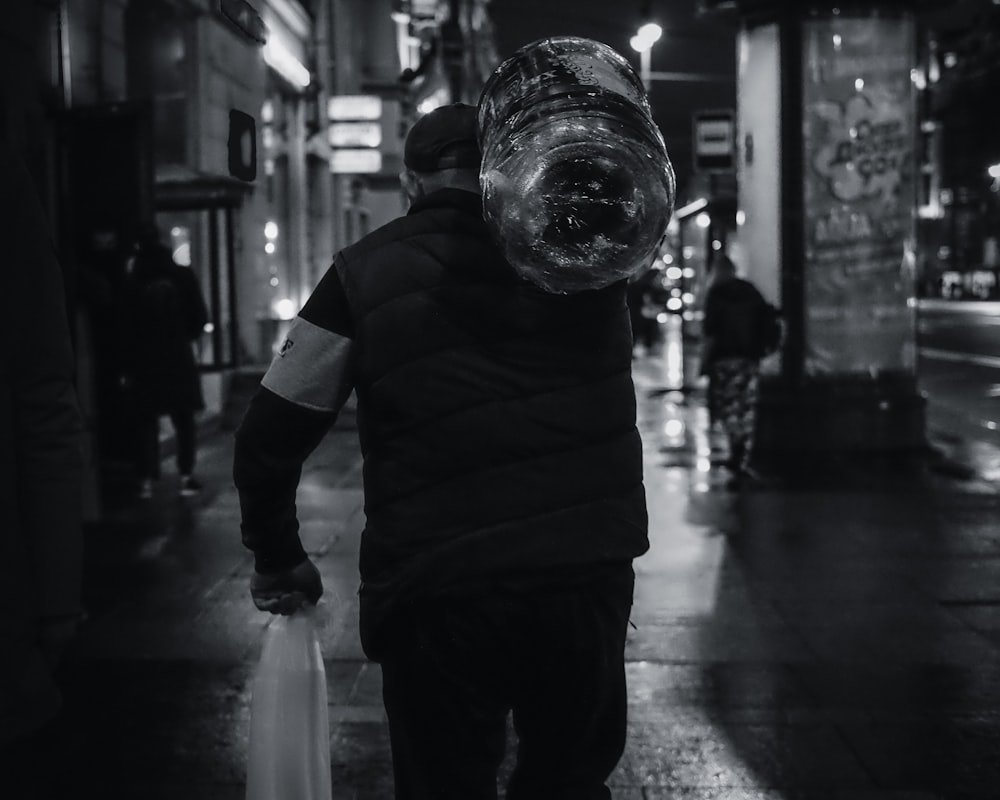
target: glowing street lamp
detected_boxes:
[989,163,1000,191]
[630,22,662,91]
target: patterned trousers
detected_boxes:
[707,357,760,471]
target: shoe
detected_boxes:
[179,475,203,496]
[138,479,153,500]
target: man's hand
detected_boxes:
[251,558,323,615]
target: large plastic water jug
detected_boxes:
[478,36,676,294]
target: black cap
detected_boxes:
[403,102,481,172]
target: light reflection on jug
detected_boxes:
[478,36,676,294]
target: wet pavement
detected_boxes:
[26,321,1000,799]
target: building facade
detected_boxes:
[1,0,497,517]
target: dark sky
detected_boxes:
[487,0,740,195]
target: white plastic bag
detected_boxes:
[246,608,332,800]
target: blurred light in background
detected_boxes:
[664,418,684,438]
[630,22,662,52]
[695,212,711,229]
[265,242,276,254]
[265,221,279,240]
[417,87,450,115]
[169,226,191,267]
[274,298,297,320]
[264,33,310,89]
[666,266,683,281]
[675,198,708,218]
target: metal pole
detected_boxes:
[58,0,73,107]
[290,96,308,308]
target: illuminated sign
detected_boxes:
[329,122,382,148]
[330,149,382,174]
[693,112,735,171]
[328,95,382,121]
[263,33,310,89]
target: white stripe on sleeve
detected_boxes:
[261,316,355,413]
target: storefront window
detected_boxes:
[156,207,236,370]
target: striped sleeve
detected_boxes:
[261,260,356,413]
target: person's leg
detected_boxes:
[0,709,73,799]
[729,360,760,473]
[379,598,511,800]
[706,367,726,459]
[169,408,197,477]
[506,569,634,800]
[710,360,743,469]
[136,409,160,494]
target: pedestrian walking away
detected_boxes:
[123,227,210,498]
[699,252,780,486]
[233,102,650,799]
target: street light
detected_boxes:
[630,22,662,92]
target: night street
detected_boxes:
[4,0,1000,797]
[920,299,1000,455]
[19,334,1000,799]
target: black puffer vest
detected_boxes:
[335,189,648,654]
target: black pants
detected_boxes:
[0,715,71,800]
[137,408,196,480]
[379,569,634,800]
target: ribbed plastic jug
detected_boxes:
[478,36,676,294]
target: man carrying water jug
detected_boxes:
[233,99,649,799]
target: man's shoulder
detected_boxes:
[339,198,490,272]
[340,213,425,262]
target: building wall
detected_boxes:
[192,12,270,365]
[68,0,128,104]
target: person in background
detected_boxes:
[700,252,772,487]
[233,103,648,799]
[0,149,85,793]
[626,265,668,354]
[124,227,209,498]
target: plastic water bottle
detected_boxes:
[478,36,676,294]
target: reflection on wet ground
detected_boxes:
[31,317,1000,798]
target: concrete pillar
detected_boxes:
[311,0,335,287]
[288,95,309,309]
